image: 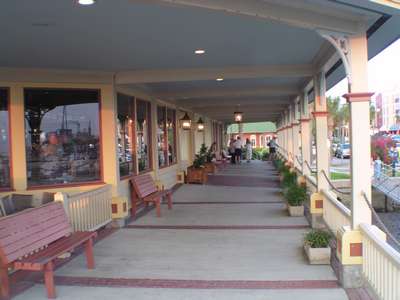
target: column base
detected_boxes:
[311,213,326,229]
[337,262,364,288]
[111,217,129,228]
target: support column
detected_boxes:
[313,72,330,192]
[286,109,293,165]
[309,72,330,229]
[300,92,311,176]
[292,100,301,171]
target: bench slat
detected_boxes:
[0,202,71,264]
[14,231,96,269]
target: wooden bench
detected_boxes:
[0,202,97,299]
[129,174,172,217]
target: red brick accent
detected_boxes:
[51,276,340,289]
[315,200,323,209]
[123,202,127,212]
[337,238,342,254]
[299,118,311,122]
[126,225,310,230]
[111,204,118,214]
[343,93,374,103]
[311,111,329,117]
[350,243,363,257]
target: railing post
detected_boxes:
[292,99,301,171]
[55,192,70,220]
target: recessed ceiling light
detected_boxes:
[78,0,96,5]
[216,78,224,82]
[195,49,205,55]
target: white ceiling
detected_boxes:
[0,0,398,123]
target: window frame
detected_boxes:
[117,93,137,179]
[157,105,177,169]
[136,98,153,174]
[23,87,104,189]
[0,87,13,192]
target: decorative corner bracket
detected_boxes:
[317,30,352,84]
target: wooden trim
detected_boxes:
[343,93,374,103]
[0,188,14,193]
[299,118,311,122]
[312,111,329,117]
[23,87,104,188]
[0,87,12,190]
[27,181,106,191]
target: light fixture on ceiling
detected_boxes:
[194,49,205,55]
[180,112,192,130]
[197,118,205,132]
[234,105,243,123]
[216,77,224,82]
[78,0,96,5]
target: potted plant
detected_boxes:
[304,229,332,264]
[285,184,306,216]
[187,144,208,184]
[204,144,216,174]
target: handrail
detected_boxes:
[295,155,303,166]
[305,174,317,188]
[360,223,400,266]
[304,160,316,174]
[361,191,400,249]
[321,169,351,195]
[321,189,351,218]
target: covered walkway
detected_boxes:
[14,161,349,300]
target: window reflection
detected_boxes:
[136,99,151,172]
[0,89,10,189]
[167,108,176,164]
[117,94,135,177]
[157,106,167,168]
[24,89,101,186]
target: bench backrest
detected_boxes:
[0,202,71,264]
[130,174,158,199]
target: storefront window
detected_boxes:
[117,94,135,177]
[136,99,151,172]
[0,89,11,189]
[24,89,101,186]
[157,106,167,168]
[167,108,177,164]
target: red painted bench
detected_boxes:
[130,174,172,217]
[0,202,97,299]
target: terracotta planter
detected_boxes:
[204,162,216,174]
[304,244,331,265]
[186,166,208,184]
[288,205,304,216]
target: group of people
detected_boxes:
[227,136,277,164]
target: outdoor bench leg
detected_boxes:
[0,266,10,299]
[155,199,161,217]
[167,192,173,210]
[44,261,56,299]
[85,238,95,269]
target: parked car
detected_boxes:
[335,143,351,158]
[331,143,338,154]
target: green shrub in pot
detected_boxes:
[304,230,332,248]
[285,184,306,206]
[282,170,297,188]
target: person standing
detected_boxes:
[234,136,243,164]
[268,137,277,160]
[389,145,399,177]
[229,138,236,164]
[245,138,252,163]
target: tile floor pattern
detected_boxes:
[14,161,356,300]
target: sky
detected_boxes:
[326,38,400,103]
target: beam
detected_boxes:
[157,85,299,100]
[116,64,314,84]
[193,105,287,114]
[133,0,368,34]
[177,96,292,108]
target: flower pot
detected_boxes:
[204,162,216,174]
[186,166,208,184]
[288,205,304,216]
[304,244,331,265]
